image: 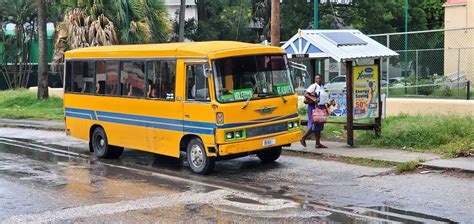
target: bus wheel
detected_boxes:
[186,138,214,174]
[256,146,282,163]
[91,127,123,159]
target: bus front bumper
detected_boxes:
[217,130,301,156]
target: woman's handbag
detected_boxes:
[312,106,328,124]
[304,92,319,105]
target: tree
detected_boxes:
[37,0,48,99]
[270,0,280,46]
[178,0,186,41]
[0,0,36,89]
[51,9,118,72]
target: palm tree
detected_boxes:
[51,8,118,70]
[37,0,48,99]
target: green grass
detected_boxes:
[396,160,423,173]
[0,89,63,120]
[356,114,474,158]
[343,157,398,168]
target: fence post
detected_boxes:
[415,49,419,95]
[467,80,471,100]
[457,48,461,98]
[386,34,390,97]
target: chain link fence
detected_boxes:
[368,27,474,99]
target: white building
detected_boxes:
[164,0,198,21]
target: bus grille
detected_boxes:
[246,122,288,138]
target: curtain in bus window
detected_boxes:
[146,60,176,100]
[121,61,145,97]
[105,61,119,95]
[186,64,209,101]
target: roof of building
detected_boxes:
[65,41,284,59]
[281,29,399,62]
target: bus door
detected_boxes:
[183,62,215,143]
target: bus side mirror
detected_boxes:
[203,64,211,78]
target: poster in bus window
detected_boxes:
[353,65,379,119]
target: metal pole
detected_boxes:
[457,48,461,98]
[346,61,354,146]
[415,50,418,95]
[404,0,408,78]
[375,58,382,137]
[314,0,318,30]
[386,34,390,97]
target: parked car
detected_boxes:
[324,76,387,91]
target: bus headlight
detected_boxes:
[288,121,299,130]
[226,132,234,140]
[216,112,224,124]
[235,130,243,138]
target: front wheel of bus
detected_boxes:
[91,127,123,159]
[186,138,214,174]
[256,146,282,163]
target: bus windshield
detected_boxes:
[213,54,294,103]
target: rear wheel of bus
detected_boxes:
[186,138,215,174]
[91,127,124,159]
[256,146,282,163]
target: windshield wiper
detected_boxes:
[241,84,258,109]
[277,91,288,103]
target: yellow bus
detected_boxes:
[64,41,301,174]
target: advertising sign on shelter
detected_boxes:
[353,65,379,119]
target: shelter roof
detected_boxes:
[281,29,398,62]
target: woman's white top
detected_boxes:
[306,83,328,105]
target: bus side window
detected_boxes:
[105,61,119,95]
[72,61,83,93]
[82,61,95,94]
[65,61,72,92]
[186,64,209,101]
[146,60,176,100]
[96,61,106,95]
[121,61,145,98]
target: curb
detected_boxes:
[282,148,474,174]
[0,124,64,132]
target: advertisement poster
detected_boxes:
[328,92,347,117]
[353,65,379,119]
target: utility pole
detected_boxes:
[37,0,49,100]
[178,0,186,42]
[270,0,280,46]
[314,0,318,29]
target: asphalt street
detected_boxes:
[0,127,472,223]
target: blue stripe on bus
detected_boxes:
[184,127,215,135]
[97,111,184,126]
[65,112,92,120]
[98,116,187,133]
[251,116,279,122]
[65,108,96,120]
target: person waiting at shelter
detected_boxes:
[300,74,329,149]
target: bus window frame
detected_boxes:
[184,61,212,104]
[65,58,178,102]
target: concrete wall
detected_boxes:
[297,96,474,117]
[444,0,474,85]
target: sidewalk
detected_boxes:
[0,118,472,173]
[283,140,474,173]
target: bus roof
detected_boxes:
[64,41,285,59]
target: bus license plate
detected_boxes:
[262,138,276,146]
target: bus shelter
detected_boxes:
[281,29,398,146]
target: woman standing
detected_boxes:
[301,75,328,148]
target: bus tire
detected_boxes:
[256,146,282,163]
[186,138,214,174]
[91,127,123,159]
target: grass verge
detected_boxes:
[0,89,63,121]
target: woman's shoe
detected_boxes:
[316,144,328,148]
[300,139,307,147]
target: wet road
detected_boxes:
[0,128,473,223]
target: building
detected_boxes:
[443,0,474,84]
[164,0,198,21]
